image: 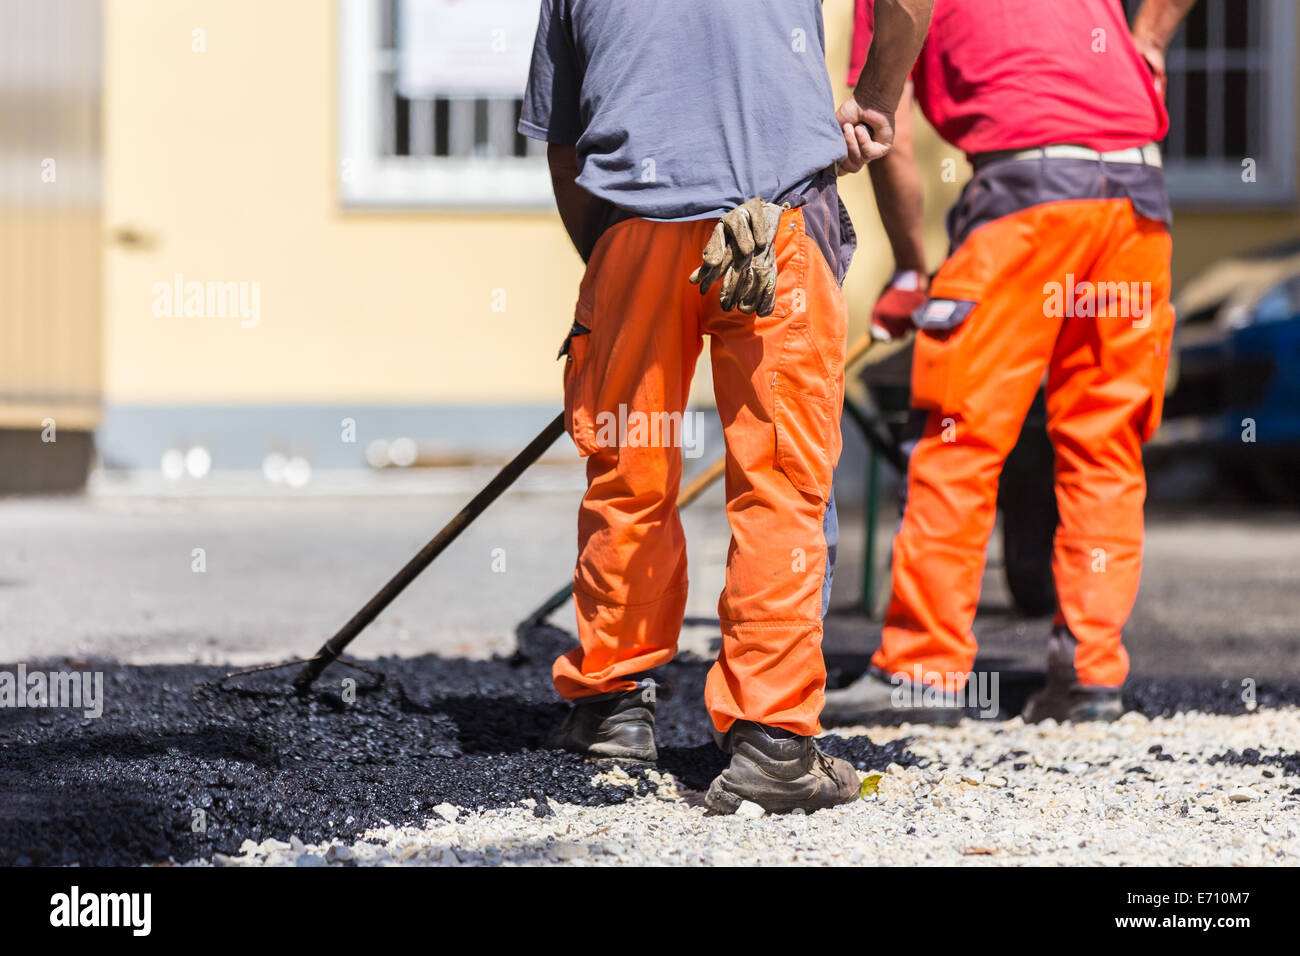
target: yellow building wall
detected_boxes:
[101,0,1298,409]
[103,0,582,406]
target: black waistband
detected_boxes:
[946,155,1171,252]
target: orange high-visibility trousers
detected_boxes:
[554,208,849,736]
[873,198,1174,690]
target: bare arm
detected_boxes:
[867,80,926,274]
[1131,0,1198,100]
[837,0,934,171]
[1132,0,1197,49]
[546,144,590,256]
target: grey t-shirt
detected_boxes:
[519,0,847,222]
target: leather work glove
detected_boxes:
[871,269,929,341]
[689,197,785,316]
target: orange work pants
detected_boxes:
[554,208,849,735]
[873,199,1174,690]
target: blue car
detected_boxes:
[1158,244,1300,502]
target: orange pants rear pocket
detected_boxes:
[562,304,600,457]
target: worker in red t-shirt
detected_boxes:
[826,0,1197,724]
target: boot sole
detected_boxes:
[704,775,859,816]
[585,739,658,762]
[1022,690,1123,724]
[1022,704,1122,724]
[546,732,657,763]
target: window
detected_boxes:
[1122,0,1297,205]
[337,0,551,209]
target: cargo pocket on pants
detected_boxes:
[772,322,839,501]
[910,299,978,416]
[560,301,601,457]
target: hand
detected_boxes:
[1132,33,1167,102]
[870,270,928,341]
[835,96,896,174]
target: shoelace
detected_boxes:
[810,741,841,779]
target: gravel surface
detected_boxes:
[3,634,1298,866]
[203,707,1300,868]
[3,495,1298,866]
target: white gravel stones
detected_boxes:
[202,707,1300,867]
[735,800,766,819]
[551,842,589,860]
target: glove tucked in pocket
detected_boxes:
[690,197,785,316]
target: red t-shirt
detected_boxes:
[848,0,1169,158]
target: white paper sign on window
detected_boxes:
[398,0,542,98]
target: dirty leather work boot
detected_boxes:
[1022,629,1123,723]
[546,679,663,761]
[706,721,860,814]
[821,665,965,726]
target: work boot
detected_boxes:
[1022,629,1123,723]
[821,665,966,726]
[545,680,662,761]
[705,721,860,815]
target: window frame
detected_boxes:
[336,0,553,211]
[1156,0,1297,208]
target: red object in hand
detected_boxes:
[871,282,928,341]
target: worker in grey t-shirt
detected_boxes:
[521,0,932,815]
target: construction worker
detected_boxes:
[825,0,1197,725]
[520,0,933,812]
